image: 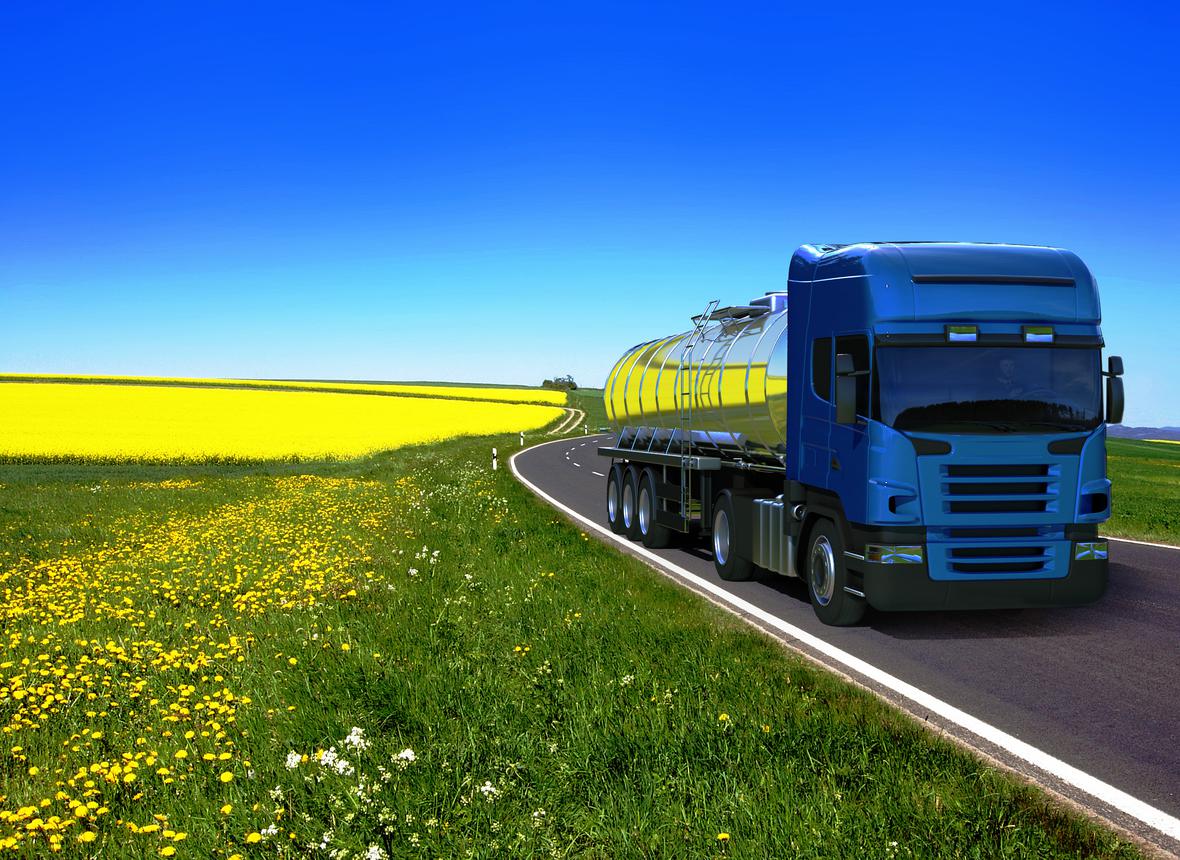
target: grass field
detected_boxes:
[0,379,1144,858]
[565,387,609,433]
[1106,438,1180,544]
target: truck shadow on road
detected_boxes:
[667,543,1118,641]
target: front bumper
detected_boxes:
[853,555,1108,612]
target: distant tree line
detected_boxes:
[542,375,578,391]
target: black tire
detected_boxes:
[606,464,626,534]
[638,469,673,549]
[805,518,866,626]
[621,467,641,540]
[711,491,754,581]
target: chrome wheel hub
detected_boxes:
[713,508,730,566]
[809,535,836,606]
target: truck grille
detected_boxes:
[941,463,1059,515]
[927,526,1065,581]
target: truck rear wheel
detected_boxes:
[712,491,754,581]
[638,469,673,549]
[806,519,866,626]
[606,465,626,534]
[621,467,641,539]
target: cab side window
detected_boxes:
[812,337,832,402]
[835,334,870,417]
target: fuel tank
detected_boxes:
[604,295,789,464]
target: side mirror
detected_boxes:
[1104,355,1124,424]
[835,353,856,425]
[1104,353,1123,424]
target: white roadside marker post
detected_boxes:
[520,431,524,447]
[492,447,498,471]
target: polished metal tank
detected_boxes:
[604,295,788,464]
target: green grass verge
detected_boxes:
[565,388,609,434]
[1106,438,1180,545]
[0,434,1141,858]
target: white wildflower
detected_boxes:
[319,747,355,776]
[365,846,386,860]
[478,780,499,799]
[344,726,370,751]
[285,750,302,769]
[395,748,416,767]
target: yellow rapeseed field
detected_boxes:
[0,382,564,461]
[0,374,568,406]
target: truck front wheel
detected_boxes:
[806,519,866,626]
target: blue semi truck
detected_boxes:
[599,242,1124,625]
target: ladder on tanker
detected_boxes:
[677,299,718,521]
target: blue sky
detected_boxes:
[2,2,1177,425]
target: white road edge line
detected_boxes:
[509,438,1180,844]
[1103,535,1180,551]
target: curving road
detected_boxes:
[514,434,1180,857]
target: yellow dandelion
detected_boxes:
[219,771,234,783]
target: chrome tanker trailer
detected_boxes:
[599,242,1124,625]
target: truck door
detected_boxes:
[799,336,832,488]
[828,333,871,522]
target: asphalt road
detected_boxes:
[516,434,1180,855]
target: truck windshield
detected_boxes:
[874,346,1102,434]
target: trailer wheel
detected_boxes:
[638,469,673,549]
[806,518,866,626]
[606,465,626,534]
[712,491,754,581]
[621,467,641,539]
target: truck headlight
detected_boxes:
[865,544,924,564]
[1074,541,1108,560]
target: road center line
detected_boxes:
[510,437,1180,845]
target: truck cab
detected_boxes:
[788,242,1124,616]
